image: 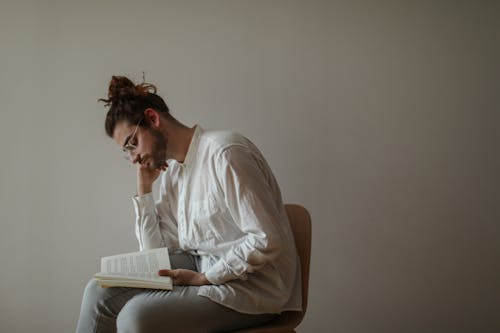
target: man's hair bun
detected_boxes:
[99,75,157,107]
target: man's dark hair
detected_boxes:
[99,75,171,137]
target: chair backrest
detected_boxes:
[285,204,312,316]
[232,204,312,333]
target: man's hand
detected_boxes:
[158,269,211,286]
[134,155,167,196]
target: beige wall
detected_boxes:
[1,1,498,332]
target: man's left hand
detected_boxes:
[158,269,211,286]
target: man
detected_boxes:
[76,76,301,333]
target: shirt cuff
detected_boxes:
[204,259,231,285]
[204,259,248,285]
[132,192,156,215]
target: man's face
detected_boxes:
[112,120,167,169]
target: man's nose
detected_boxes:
[126,151,138,163]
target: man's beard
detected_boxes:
[148,127,168,169]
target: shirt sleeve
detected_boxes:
[203,146,287,285]
[132,175,179,251]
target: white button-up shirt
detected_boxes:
[131,126,301,314]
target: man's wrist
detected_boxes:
[199,273,211,285]
[138,187,152,196]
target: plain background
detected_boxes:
[1,1,499,332]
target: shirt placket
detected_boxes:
[177,164,187,249]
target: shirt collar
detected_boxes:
[180,125,203,167]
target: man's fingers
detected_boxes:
[157,269,207,286]
[159,269,185,285]
[158,269,174,276]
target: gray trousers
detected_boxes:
[76,253,277,333]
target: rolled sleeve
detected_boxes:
[132,192,165,251]
[204,256,250,285]
[132,192,156,215]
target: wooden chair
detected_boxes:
[233,204,312,333]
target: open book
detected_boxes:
[93,247,172,290]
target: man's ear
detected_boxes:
[144,108,161,128]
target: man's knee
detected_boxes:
[78,279,142,333]
[116,297,153,333]
[81,278,101,309]
[77,279,108,333]
[81,278,130,315]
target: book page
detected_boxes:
[100,248,171,280]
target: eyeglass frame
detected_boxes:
[122,117,143,160]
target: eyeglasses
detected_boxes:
[122,118,143,160]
